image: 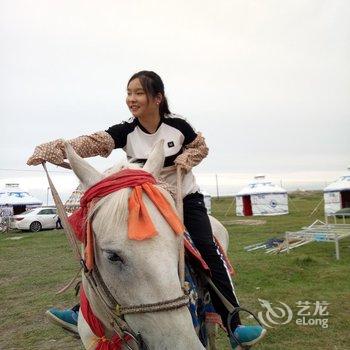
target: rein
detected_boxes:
[43,163,189,350]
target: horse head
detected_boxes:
[65,141,205,349]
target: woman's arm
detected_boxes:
[27,131,115,166]
[174,132,209,172]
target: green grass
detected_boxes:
[213,193,350,350]
[0,191,349,349]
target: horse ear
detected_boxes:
[64,142,103,190]
[143,140,165,178]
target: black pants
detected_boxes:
[56,218,63,229]
[183,192,241,329]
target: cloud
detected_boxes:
[0,0,349,194]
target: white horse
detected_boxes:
[65,140,229,350]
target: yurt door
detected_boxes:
[243,195,253,216]
[341,190,350,208]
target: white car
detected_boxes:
[11,207,58,232]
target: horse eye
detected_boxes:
[105,250,124,264]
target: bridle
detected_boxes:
[80,258,189,350]
[81,202,189,349]
[43,163,189,350]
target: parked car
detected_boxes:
[11,207,58,232]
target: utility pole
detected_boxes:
[46,187,50,206]
[215,174,220,199]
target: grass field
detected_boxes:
[1,191,349,350]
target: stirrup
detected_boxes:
[227,307,263,349]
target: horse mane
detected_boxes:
[88,188,130,236]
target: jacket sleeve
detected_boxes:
[27,131,115,166]
[174,133,209,172]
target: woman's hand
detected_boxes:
[174,133,209,172]
[27,139,66,166]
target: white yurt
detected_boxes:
[64,185,84,213]
[235,175,288,216]
[0,183,42,215]
[323,168,350,214]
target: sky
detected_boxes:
[0,0,349,201]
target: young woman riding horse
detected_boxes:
[27,70,265,349]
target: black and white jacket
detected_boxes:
[106,114,200,196]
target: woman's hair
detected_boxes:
[128,71,171,117]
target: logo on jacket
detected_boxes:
[167,141,175,148]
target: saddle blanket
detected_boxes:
[183,231,235,276]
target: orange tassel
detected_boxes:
[128,185,158,240]
[127,183,184,240]
[141,183,184,235]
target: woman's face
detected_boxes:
[126,78,160,118]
